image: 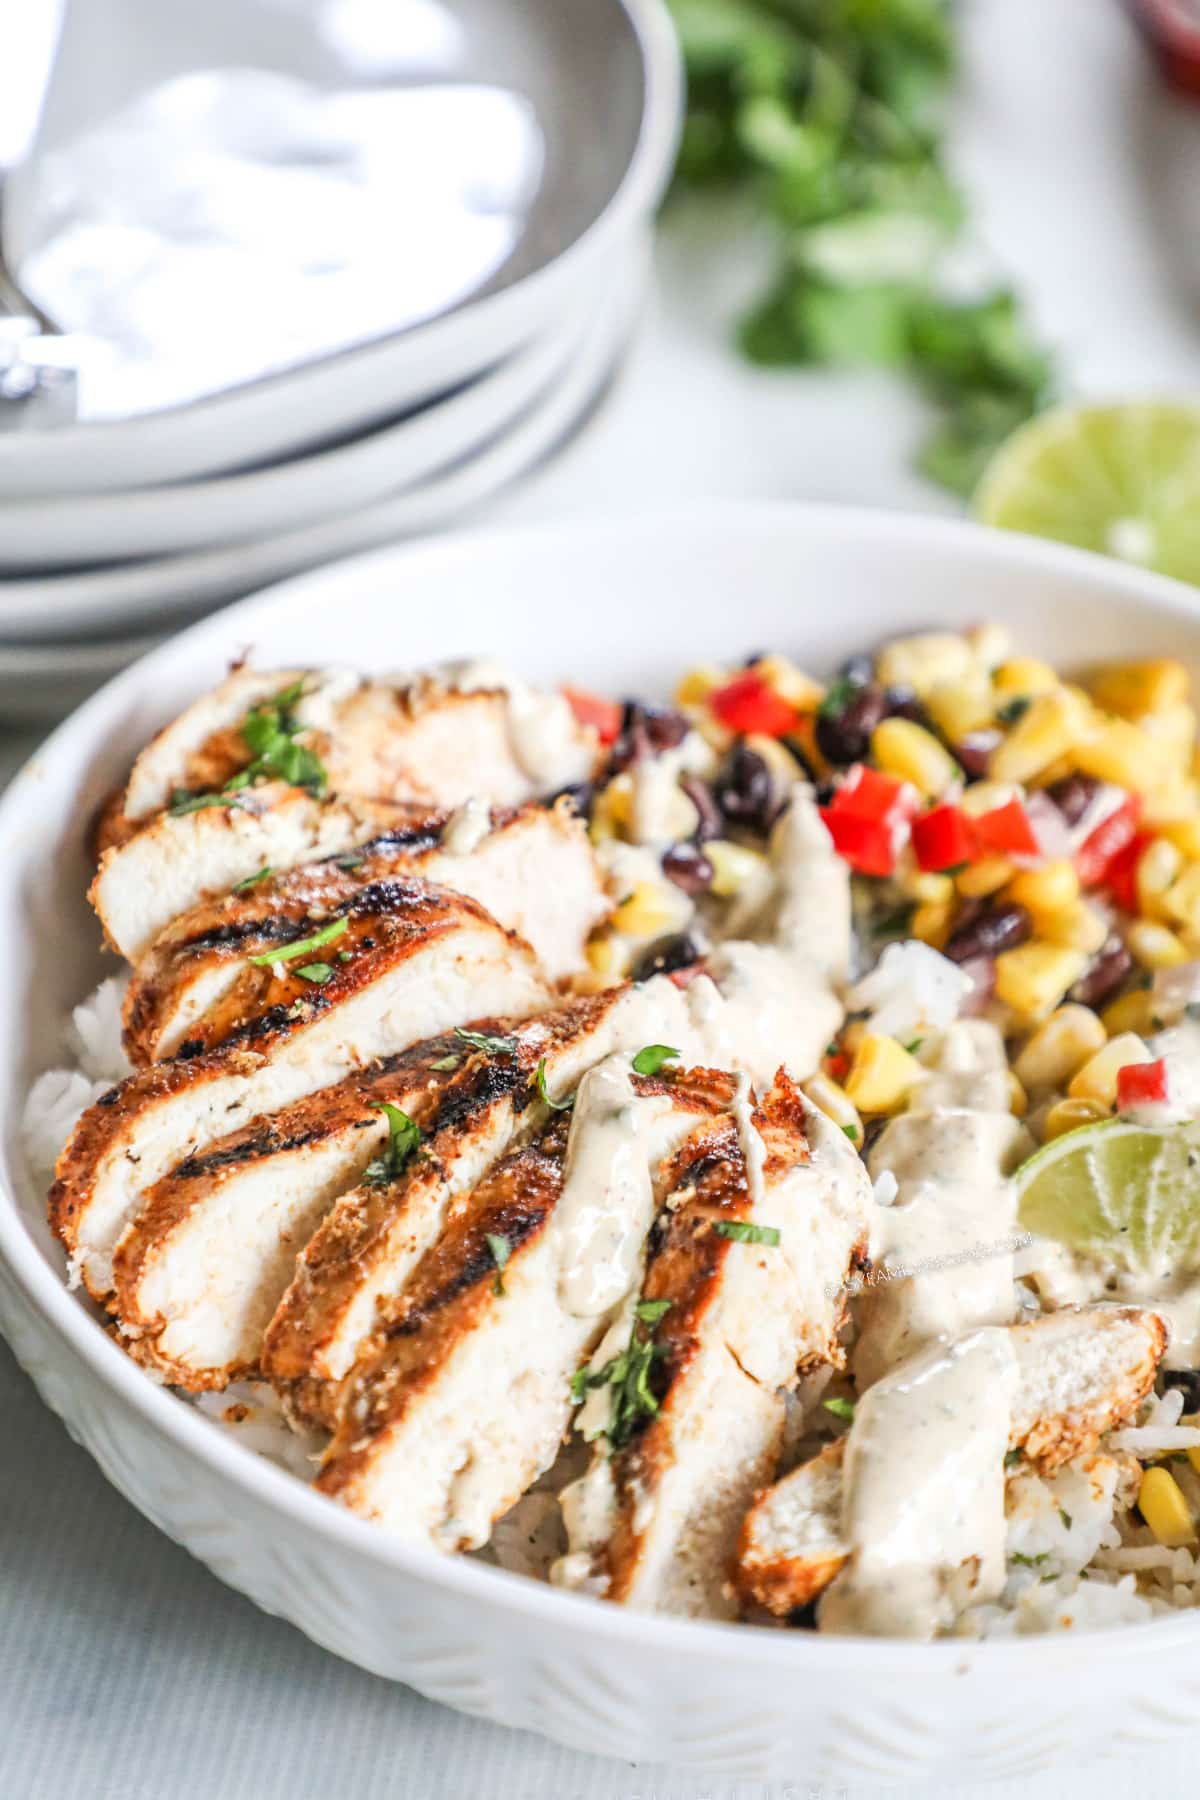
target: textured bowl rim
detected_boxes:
[8,500,1200,1673]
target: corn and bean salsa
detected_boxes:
[564,629,1199,1156]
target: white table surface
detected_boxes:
[4,0,1200,1794]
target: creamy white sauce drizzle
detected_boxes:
[443,658,593,793]
[821,1327,1018,1638]
[724,786,852,981]
[292,667,363,734]
[440,795,493,857]
[628,733,715,848]
[855,1022,1027,1390]
[554,1056,679,1319]
[731,1072,767,1212]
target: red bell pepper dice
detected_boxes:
[819,805,897,877]
[1116,1057,1169,1111]
[707,672,799,738]
[1075,795,1142,888]
[973,797,1040,859]
[563,686,622,745]
[833,764,919,824]
[1101,830,1151,915]
[911,804,975,872]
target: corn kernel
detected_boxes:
[590,772,633,842]
[787,713,832,782]
[1014,1004,1108,1095]
[750,654,824,712]
[925,668,995,742]
[1136,838,1185,920]
[707,839,768,899]
[611,881,689,940]
[1073,716,1174,795]
[1185,1419,1200,1480]
[993,657,1060,701]
[989,688,1093,786]
[1139,701,1196,768]
[965,622,1011,670]
[586,932,624,978]
[1008,859,1080,916]
[1027,753,1079,791]
[844,1034,925,1114]
[1007,1071,1028,1118]
[1089,659,1189,719]
[959,780,1020,819]
[1036,899,1110,955]
[1041,1096,1110,1140]
[911,897,955,948]
[895,855,954,904]
[1101,989,1157,1036]
[956,858,1014,898]
[675,665,724,708]
[871,717,961,798]
[994,943,1087,1021]
[1145,776,1200,829]
[1067,1032,1151,1105]
[744,732,806,791]
[1126,918,1190,971]
[1138,1466,1196,1548]
[876,633,973,698]
[1163,863,1200,937]
[1162,818,1200,859]
[802,1073,864,1146]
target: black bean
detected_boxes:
[551,781,593,818]
[944,902,1033,964]
[1165,1370,1200,1410]
[714,744,774,832]
[1070,936,1134,1010]
[815,682,887,766]
[957,729,1003,780]
[662,842,714,894]
[882,684,929,726]
[1046,772,1102,827]
[607,701,688,773]
[631,932,702,982]
[679,774,723,842]
[839,653,875,687]
[639,704,689,753]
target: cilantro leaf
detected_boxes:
[534,1057,574,1112]
[486,1232,511,1296]
[454,1026,520,1059]
[631,1044,681,1077]
[247,915,348,968]
[362,1103,422,1188]
[823,1396,856,1423]
[233,865,274,892]
[714,1219,781,1246]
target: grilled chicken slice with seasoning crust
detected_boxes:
[109,1029,477,1388]
[122,802,606,1063]
[50,885,548,1300]
[735,1304,1168,1616]
[314,1069,736,1545]
[90,784,431,963]
[101,663,597,850]
[264,953,844,1424]
[554,1073,870,1618]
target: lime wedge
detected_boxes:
[1015,1118,1200,1275]
[975,402,1200,584]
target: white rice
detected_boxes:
[22,974,132,1180]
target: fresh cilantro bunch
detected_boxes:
[668,0,1055,495]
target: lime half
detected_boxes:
[1015,1118,1200,1276]
[975,402,1200,584]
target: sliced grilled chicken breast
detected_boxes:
[123,802,605,1062]
[555,1076,870,1618]
[314,1070,731,1544]
[735,1304,1167,1615]
[109,665,596,844]
[50,886,548,1299]
[90,783,428,962]
[109,1030,472,1388]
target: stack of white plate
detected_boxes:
[0,0,680,723]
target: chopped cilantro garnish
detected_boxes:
[905,1038,924,1055]
[169,789,238,816]
[454,1026,519,1058]
[841,1123,860,1141]
[635,1299,673,1325]
[996,695,1032,725]
[631,1044,680,1077]
[430,1053,461,1073]
[1010,1551,1049,1569]
[238,681,327,796]
[534,1057,574,1112]
[485,1232,511,1296]
[334,851,364,871]
[1004,1448,1023,1468]
[818,674,861,719]
[233,865,273,892]
[248,915,348,967]
[1058,1507,1073,1530]
[714,1219,781,1246]
[822,1396,856,1423]
[873,900,916,940]
[362,1102,421,1188]
[295,961,333,985]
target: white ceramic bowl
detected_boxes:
[5,506,1200,1787]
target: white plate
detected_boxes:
[0,0,679,500]
[0,632,164,726]
[0,236,648,648]
[0,254,624,575]
[3,507,1200,1785]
